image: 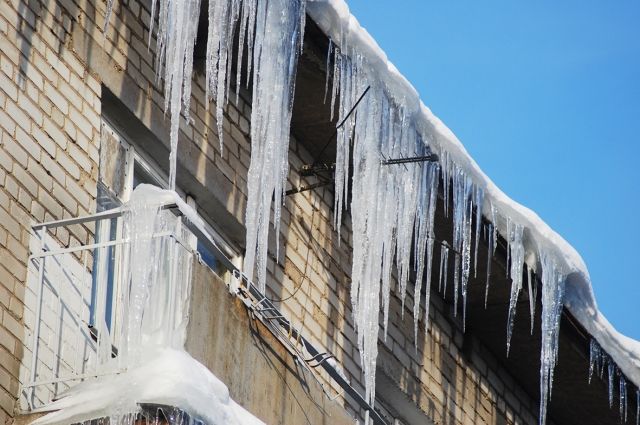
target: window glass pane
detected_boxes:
[91,183,120,331]
[197,239,231,283]
[133,162,163,189]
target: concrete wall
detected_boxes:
[0,0,540,424]
[186,259,354,425]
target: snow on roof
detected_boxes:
[306,0,640,388]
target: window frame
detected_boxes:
[98,116,242,300]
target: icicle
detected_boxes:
[453,165,472,317]
[243,0,306,291]
[380,169,398,339]
[453,253,460,313]
[506,221,524,355]
[332,50,350,240]
[440,243,449,296]
[150,0,202,190]
[396,128,421,314]
[484,222,493,308]
[323,39,334,103]
[235,0,258,104]
[441,151,451,217]
[505,216,511,277]
[538,250,566,425]
[450,166,473,328]
[473,186,484,278]
[438,243,445,292]
[205,0,245,151]
[620,373,628,422]
[589,339,601,384]
[484,203,497,308]
[636,389,640,425]
[349,84,386,407]
[609,360,616,408]
[412,160,429,339]
[527,265,537,334]
[330,46,342,122]
[413,162,439,341]
[104,0,116,32]
[148,0,158,47]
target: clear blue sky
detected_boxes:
[346,0,640,339]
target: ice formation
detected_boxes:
[148,0,201,190]
[438,242,449,295]
[538,251,565,425]
[32,186,262,425]
[313,1,573,420]
[484,205,497,308]
[205,0,243,150]
[307,2,640,424]
[327,42,441,404]
[450,162,474,328]
[242,0,307,292]
[142,0,306,292]
[104,0,116,31]
[589,339,602,384]
[589,338,635,423]
[102,1,640,424]
[143,0,258,188]
[506,221,524,355]
[527,265,537,334]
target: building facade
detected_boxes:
[0,1,635,425]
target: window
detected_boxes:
[93,117,241,332]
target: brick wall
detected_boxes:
[0,0,101,421]
[0,1,540,424]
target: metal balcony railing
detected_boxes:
[22,205,194,410]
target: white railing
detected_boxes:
[21,206,194,410]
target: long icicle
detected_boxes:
[527,265,537,334]
[485,204,498,307]
[538,251,566,425]
[149,0,202,190]
[473,186,484,278]
[506,221,525,355]
[243,0,306,291]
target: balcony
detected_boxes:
[21,194,198,412]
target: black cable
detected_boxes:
[312,85,371,165]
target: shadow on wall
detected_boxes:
[269,169,364,409]
[4,0,101,419]
[371,234,528,425]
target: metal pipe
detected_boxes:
[29,227,46,409]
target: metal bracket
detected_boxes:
[285,180,333,196]
[300,162,335,176]
[381,153,439,165]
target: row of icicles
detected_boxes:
[590,340,639,424]
[327,41,566,425]
[102,2,622,425]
